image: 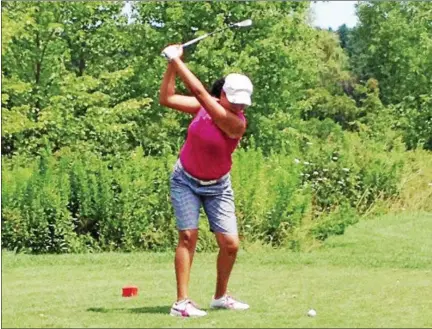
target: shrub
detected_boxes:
[2,145,406,253]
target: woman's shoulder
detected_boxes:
[238,111,247,122]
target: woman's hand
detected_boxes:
[161,44,183,62]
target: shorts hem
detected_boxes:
[211,230,238,235]
[176,227,199,231]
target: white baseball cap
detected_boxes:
[222,73,253,106]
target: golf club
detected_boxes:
[181,19,253,48]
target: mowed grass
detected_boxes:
[2,212,432,328]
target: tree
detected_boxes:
[349,2,432,150]
[336,24,351,51]
[350,2,432,105]
[1,2,151,157]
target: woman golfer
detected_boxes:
[159,44,253,317]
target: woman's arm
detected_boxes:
[159,62,201,115]
[171,57,246,139]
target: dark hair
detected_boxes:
[210,77,225,98]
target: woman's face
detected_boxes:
[220,91,247,114]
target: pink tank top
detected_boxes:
[179,107,246,180]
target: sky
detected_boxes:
[122,1,359,30]
[311,1,359,30]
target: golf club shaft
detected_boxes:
[181,33,212,48]
[182,26,229,48]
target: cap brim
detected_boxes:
[226,91,251,106]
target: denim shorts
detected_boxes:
[170,160,238,235]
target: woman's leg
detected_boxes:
[214,232,239,299]
[201,179,249,310]
[201,179,239,299]
[171,228,207,317]
[175,229,199,301]
[170,163,202,301]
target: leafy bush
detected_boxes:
[1,145,407,253]
[311,204,358,241]
[395,95,432,151]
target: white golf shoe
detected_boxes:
[210,294,250,310]
[170,299,207,318]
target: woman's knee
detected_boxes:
[217,234,239,255]
[178,230,198,250]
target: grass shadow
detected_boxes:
[87,306,171,315]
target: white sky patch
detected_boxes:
[311,1,359,30]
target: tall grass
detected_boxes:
[2,144,429,253]
[389,149,432,212]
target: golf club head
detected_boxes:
[233,19,252,28]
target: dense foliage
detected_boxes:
[2,2,431,253]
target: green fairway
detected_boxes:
[2,212,432,328]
